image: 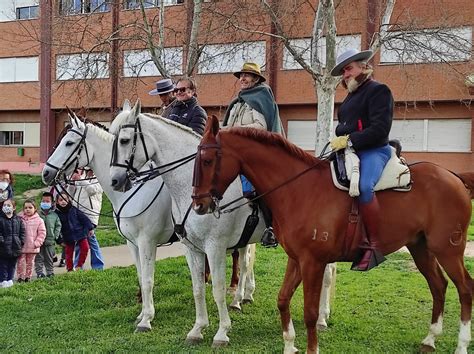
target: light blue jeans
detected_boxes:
[357,144,392,204]
[74,231,104,270]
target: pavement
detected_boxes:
[53,242,186,274]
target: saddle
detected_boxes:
[330,141,411,196]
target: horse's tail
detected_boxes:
[457,172,474,199]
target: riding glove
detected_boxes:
[330,135,350,151]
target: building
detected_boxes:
[0,0,473,173]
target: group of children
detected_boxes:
[0,169,97,288]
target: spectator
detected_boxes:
[69,168,105,270]
[0,169,14,207]
[35,192,62,278]
[167,77,207,135]
[0,199,24,288]
[55,193,93,272]
[148,78,177,118]
[17,199,46,282]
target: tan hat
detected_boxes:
[233,62,266,82]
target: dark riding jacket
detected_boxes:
[335,79,393,151]
[168,97,207,135]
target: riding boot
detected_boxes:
[351,196,386,271]
[257,199,278,248]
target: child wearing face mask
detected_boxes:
[0,199,25,288]
[35,192,62,278]
[17,199,46,282]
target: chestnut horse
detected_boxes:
[192,115,473,354]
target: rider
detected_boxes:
[148,78,177,119]
[329,48,394,271]
[223,62,284,248]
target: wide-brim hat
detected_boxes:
[149,78,175,95]
[233,62,266,82]
[330,49,373,76]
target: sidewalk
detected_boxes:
[54,242,186,274]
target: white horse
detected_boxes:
[108,101,335,346]
[42,110,175,332]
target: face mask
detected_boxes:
[40,202,52,210]
[0,181,9,191]
[2,205,13,215]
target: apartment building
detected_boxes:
[0,0,472,172]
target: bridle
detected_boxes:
[192,132,330,216]
[110,116,150,179]
[110,115,197,183]
[192,134,223,210]
[45,125,90,181]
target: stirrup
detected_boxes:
[351,248,386,271]
[261,227,278,248]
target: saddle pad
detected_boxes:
[331,146,411,193]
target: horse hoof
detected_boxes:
[185,336,203,345]
[316,323,328,331]
[229,303,242,311]
[135,326,151,333]
[212,340,229,348]
[420,344,435,352]
[242,298,253,304]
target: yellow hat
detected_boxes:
[233,62,266,82]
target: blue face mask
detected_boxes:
[40,202,52,210]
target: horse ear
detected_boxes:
[78,107,87,119]
[130,99,142,119]
[209,115,220,137]
[123,99,131,112]
[66,106,78,127]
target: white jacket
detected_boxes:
[69,175,103,226]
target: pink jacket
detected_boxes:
[19,212,46,254]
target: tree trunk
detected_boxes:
[315,82,337,155]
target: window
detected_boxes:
[198,41,266,74]
[59,0,109,15]
[0,57,39,82]
[123,48,183,77]
[282,35,361,70]
[380,27,472,64]
[0,131,23,146]
[56,53,109,80]
[123,0,182,9]
[16,6,39,20]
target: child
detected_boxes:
[55,193,93,272]
[35,192,62,278]
[0,199,24,288]
[17,199,46,282]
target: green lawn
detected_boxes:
[0,249,472,353]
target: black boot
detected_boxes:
[351,196,386,271]
[261,226,278,248]
[257,199,278,248]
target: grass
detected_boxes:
[0,248,472,353]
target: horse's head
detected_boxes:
[192,115,241,215]
[110,99,150,192]
[42,109,91,186]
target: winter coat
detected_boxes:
[168,96,207,135]
[69,176,103,226]
[223,83,284,135]
[335,78,393,151]
[38,209,62,246]
[19,212,46,254]
[56,205,94,244]
[0,213,25,258]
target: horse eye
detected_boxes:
[119,138,130,145]
[203,159,212,166]
[65,141,74,147]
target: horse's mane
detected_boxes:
[86,122,115,143]
[109,110,201,141]
[227,127,320,166]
